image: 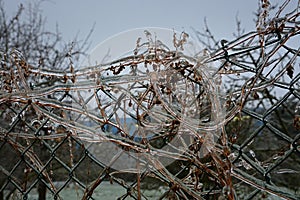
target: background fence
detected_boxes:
[1,1,300,199]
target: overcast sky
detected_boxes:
[4,0,293,57]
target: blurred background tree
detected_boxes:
[0,0,92,69]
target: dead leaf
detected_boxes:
[287,65,294,78]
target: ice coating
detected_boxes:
[75,27,226,170]
[0,28,226,171]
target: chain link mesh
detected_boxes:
[1,1,300,199]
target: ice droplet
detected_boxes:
[249,150,256,158]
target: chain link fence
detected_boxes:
[1,1,300,199]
